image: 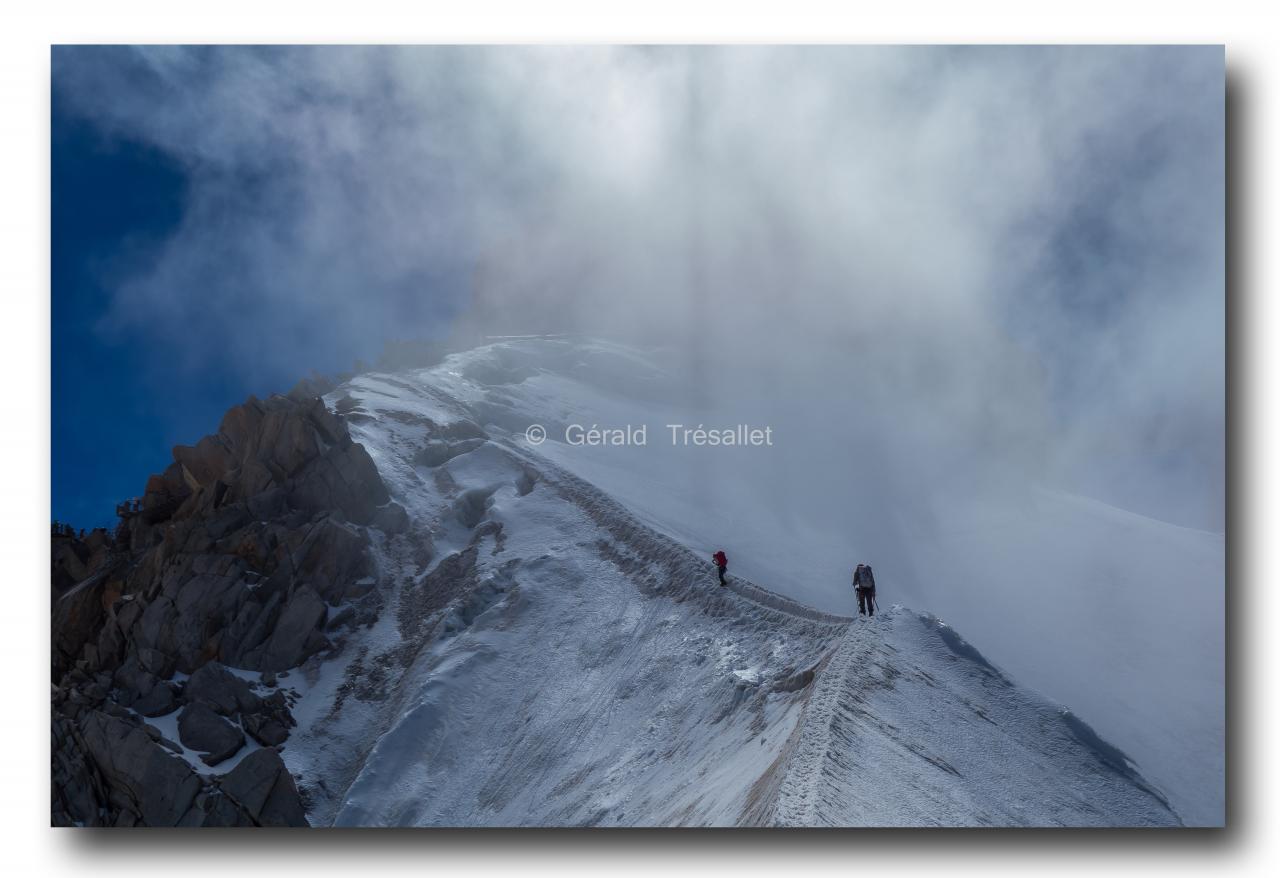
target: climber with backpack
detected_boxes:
[713,549,728,587]
[853,563,877,616]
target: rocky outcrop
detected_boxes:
[51,389,401,827]
[52,705,308,827]
[184,661,295,747]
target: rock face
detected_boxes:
[51,389,399,827]
[51,525,114,597]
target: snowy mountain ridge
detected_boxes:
[261,338,1182,826]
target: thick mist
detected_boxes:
[53,45,1224,530]
[53,46,1224,820]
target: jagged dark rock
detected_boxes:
[79,710,203,826]
[177,702,245,766]
[218,748,308,827]
[51,389,382,826]
[242,708,291,748]
[185,661,259,715]
[132,681,178,717]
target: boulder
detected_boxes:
[112,654,157,700]
[239,688,295,747]
[242,712,290,747]
[132,682,178,717]
[218,748,308,827]
[177,702,245,766]
[185,661,261,716]
[80,710,202,826]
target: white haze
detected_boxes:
[53,46,1225,821]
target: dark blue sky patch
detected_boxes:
[53,86,191,528]
[51,63,322,528]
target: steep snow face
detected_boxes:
[272,340,1181,826]
[324,337,1221,824]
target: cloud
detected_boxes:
[52,45,1223,530]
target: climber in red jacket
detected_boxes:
[713,550,728,587]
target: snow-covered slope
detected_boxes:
[908,490,1224,826]
[270,339,1182,826]
[351,337,1224,825]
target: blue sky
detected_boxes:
[53,93,234,527]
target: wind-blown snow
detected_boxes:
[274,338,1191,826]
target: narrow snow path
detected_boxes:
[769,618,882,825]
